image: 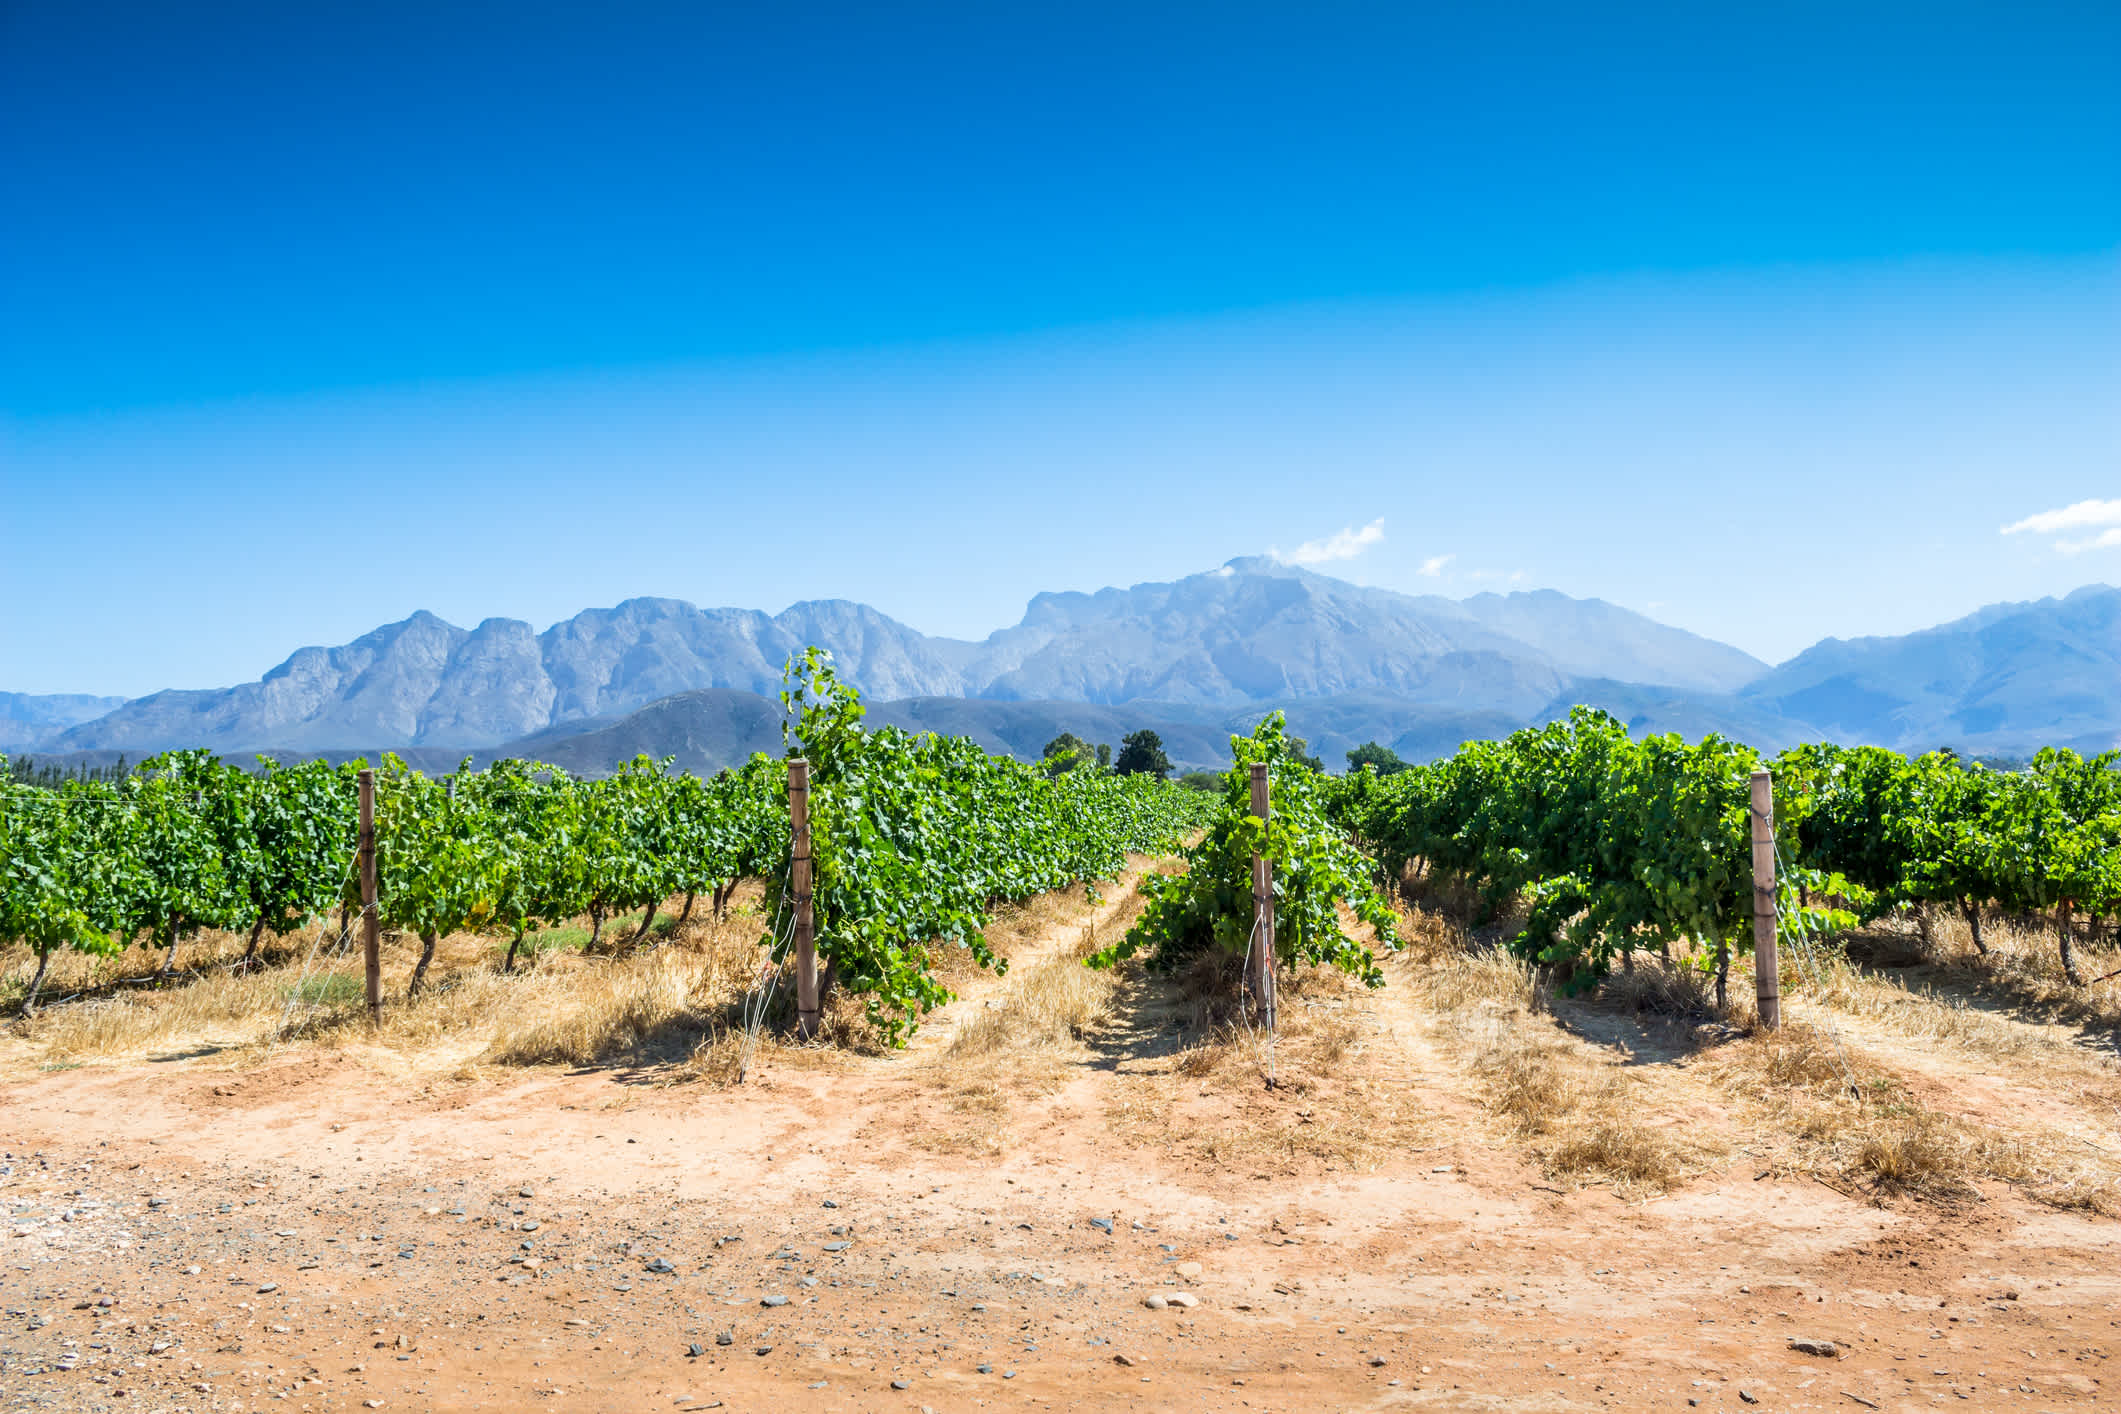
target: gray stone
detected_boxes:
[1788,1338,1840,1358]
[761,1294,788,1308]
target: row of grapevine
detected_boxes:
[4,652,1217,1035]
[1088,713,1398,988]
[1331,707,1818,996]
[768,650,1219,1041]
[0,750,360,1011]
[1776,743,2121,983]
[1332,709,2121,992]
[366,752,788,992]
[0,747,789,1015]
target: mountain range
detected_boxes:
[12,563,2121,774]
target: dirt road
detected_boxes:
[3,883,2116,1412]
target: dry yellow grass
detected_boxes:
[1443,1003,1696,1196]
[4,893,777,1073]
[1887,910,2121,1027]
[1105,899,1439,1174]
[1704,1021,2120,1212]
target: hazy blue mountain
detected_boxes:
[1742,585,2121,756]
[1455,590,1765,694]
[963,558,1763,704]
[484,690,1541,777]
[49,560,1766,754]
[35,571,2121,763]
[0,691,132,753]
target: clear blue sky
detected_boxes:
[3,2,2116,696]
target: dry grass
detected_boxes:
[485,950,706,1066]
[1444,1004,1695,1196]
[1596,956,1719,1019]
[4,892,779,1073]
[1105,902,1439,1173]
[1413,945,1544,1014]
[896,873,1155,1153]
[949,932,1120,1057]
[1870,910,2121,1029]
[1705,1021,2120,1212]
[1781,946,2077,1063]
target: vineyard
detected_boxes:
[9,674,2121,1037]
[5,669,2120,1410]
[1332,707,2121,998]
[0,651,1213,1039]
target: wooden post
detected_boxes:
[358,768,381,1024]
[1248,763,1276,1033]
[1750,768,1780,1031]
[790,759,818,1040]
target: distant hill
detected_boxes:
[0,691,131,753]
[1741,585,2121,756]
[45,560,1765,755]
[28,571,2121,768]
[487,689,1527,777]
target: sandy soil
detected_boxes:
[3,884,2117,1413]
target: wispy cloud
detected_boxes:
[2059,527,2121,556]
[1277,517,1385,565]
[2001,498,2121,537]
[1417,553,1454,578]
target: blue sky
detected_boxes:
[3,2,2116,696]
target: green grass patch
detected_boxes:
[510,926,592,957]
[287,974,365,1005]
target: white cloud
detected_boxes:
[1278,518,1385,566]
[1417,553,1454,578]
[2001,498,2121,536]
[2058,527,2121,555]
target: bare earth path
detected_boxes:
[3,883,2117,1413]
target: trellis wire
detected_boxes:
[1772,840,1862,1099]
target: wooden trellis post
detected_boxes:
[358,768,381,1024]
[1248,762,1277,1032]
[791,759,819,1040]
[1751,768,1781,1031]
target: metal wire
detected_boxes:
[736,859,799,1083]
[268,845,366,1048]
[1234,909,1278,1088]
[1772,840,1863,1099]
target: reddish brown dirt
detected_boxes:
[3,907,2117,1412]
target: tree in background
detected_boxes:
[1346,740,1411,776]
[1281,732,1325,773]
[1040,733,1098,776]
[1179,770,1220,792]
[1114,729,1171,780]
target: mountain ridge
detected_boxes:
[21,572,2121,767]
[46,560,1763,754]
